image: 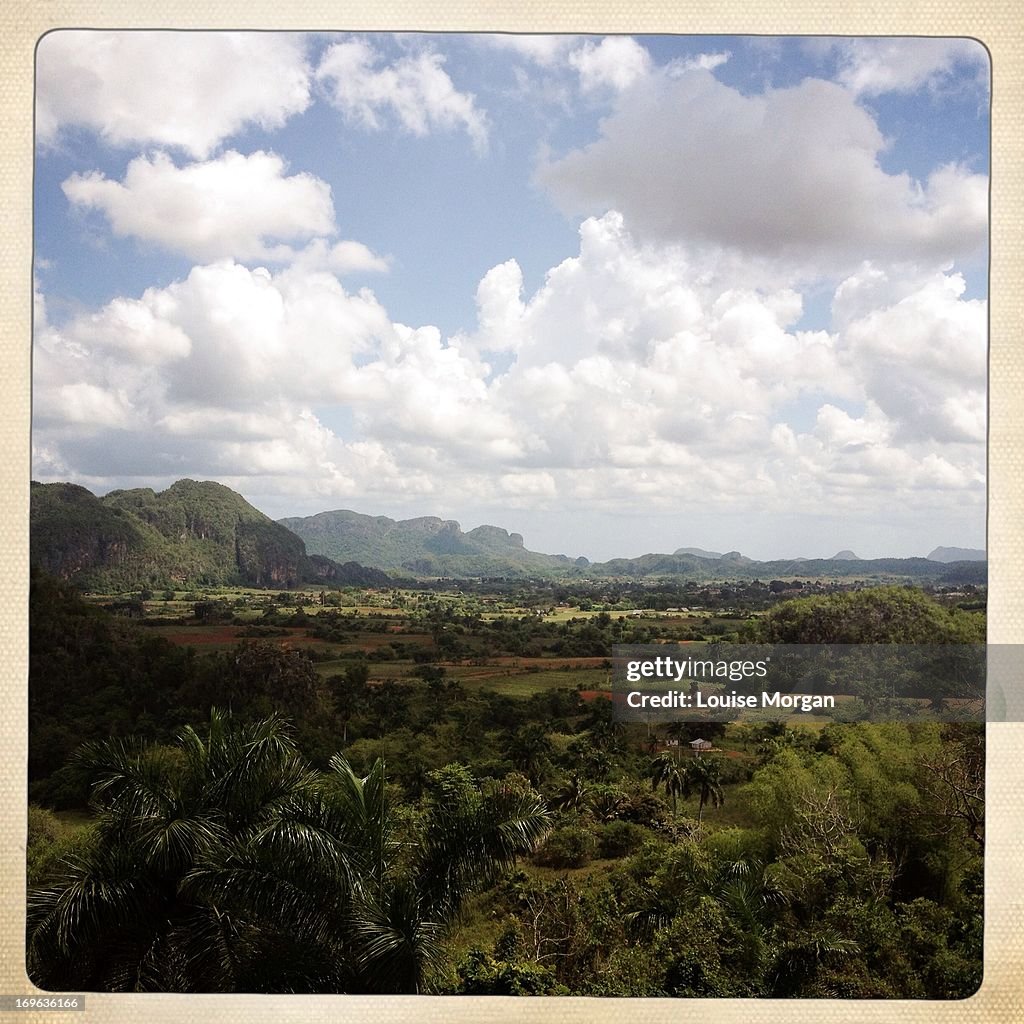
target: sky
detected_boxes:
[32,32,989,561]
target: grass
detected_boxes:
[442,666,607,697]
[447,857,624,960]
[523,858,621,883]
[311,659,605,697]
[53,808,93,830]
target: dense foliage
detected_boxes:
[28,712,549,992]
[27,572,984,996]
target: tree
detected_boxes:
[329,661,370,745]
[553,773,591,814]
[507,723,553,786]
[681,756,725,827]
[755,586,984,645]
[219,641,328,720]
[714,858,788,975]
[27,711,550,994]
[650,753,684,814]
[769,928,860,996]
[916,729,985,850]
[28,710,325,991]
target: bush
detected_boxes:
[454,949,566,995]
[596,820,648,859]
[534,824,597,868]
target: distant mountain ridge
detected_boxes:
[30,478,985,589]
[281,506,986,584]
[927,546,986,563]
[31,480,390,590]
[674,546,723,559]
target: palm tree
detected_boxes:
[715,858,788,975]
[27,710,550,994]
[507,723,553,786]
[665,721,691,758]
[650,752,685,814]
[553,773,591,814]
[27,710,328,991]
[681,756,725,827]
[769,928,860,996]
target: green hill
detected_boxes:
[278,509,581,578]
[31,480,389,591]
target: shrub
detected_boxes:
[596,820,648,859]
[454,949,565,995]
[534,824,597,868]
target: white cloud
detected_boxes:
[316,39,489,153]
[538,68,987,271]
[482,34,579,67]
[472,259,527,354]
[839,269,987,444]
[813,402,892,450]
[499,472,557,501]
[277,240,391,277]
[63,297,194,364]
[62,151,336,262]
[568,37,652,93]
[36,31,312,158]
[322,241,390,275]
[669,52,730,74]
[38,382,133,429]
[826,37,990,97]
[33,214,985,534]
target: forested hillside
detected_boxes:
[279,508,585,577]
[31,480,389,590]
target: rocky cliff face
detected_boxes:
[30,483,144,580]
[31,480,386,591]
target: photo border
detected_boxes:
[3,4,1021,1022]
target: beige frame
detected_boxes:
[3,6,1020,1022]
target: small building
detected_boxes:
[690,738,713,754]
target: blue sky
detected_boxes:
[33,32,989,560]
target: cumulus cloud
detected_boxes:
[538,68,987,271]
[62,151,337,262]
[33,213,985,532]
[838,270,986,444]
[826,37,990,97]
[36,31,312,157]
[286,239,391,276]
[31,32,987,555]
[481,33,656,98]
[568,37,652,93]
[316,39,489,153]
